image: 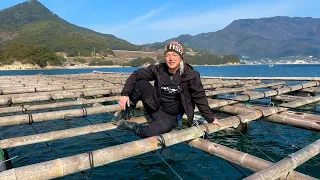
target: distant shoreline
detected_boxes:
[1,63,319,71]
[0,65,125,71]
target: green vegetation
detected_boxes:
[0,0,240,68]
[89,59,113,66]
[124,57,156,67]
[0,0,141,67]
[0,44,65,67]
[184,51,239,65]
[157,51,239,65]
[73,57,86,63]
[5,20,139,57]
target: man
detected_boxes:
[117,41,219,138]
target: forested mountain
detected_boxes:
[0,0,141,67]
[147,16,320,58]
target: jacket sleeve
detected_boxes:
[189,72,215,122]
[120,64,157,96]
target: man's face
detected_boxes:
[165,51,182,70]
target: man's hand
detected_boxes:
[211,118,221,127]
[118,96,130,110]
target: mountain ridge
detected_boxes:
[0,0,141,55]
[146,16,320,58]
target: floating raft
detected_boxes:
[0,72,319,179]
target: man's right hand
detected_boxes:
[118,96,130,110]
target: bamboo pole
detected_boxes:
[1,94,318,151]
[0,112,258,179]
[272,95,304,102]
[206,82,285,96]
[283,111,320,121]
[216,96,320,131]
[0,81,121,89]
[202,76,320,81]
[0,96,118,114]
[207,81,320,110]
[0,80,281,108]
[204,80,263,89]
[0,88,122,105]
[0,116,147,149]
[0,108,314,179]
[244,139,320,180]
[0,102,143,127]
[301,87,320,93]
[0,83,119,95]
[266,113,320,132]
[0,81,314,127]
[227,82,319,102]
[0,86,319,179]
[188,139,316,180]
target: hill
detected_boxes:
[0,0,141,67]
[147,16,320,58]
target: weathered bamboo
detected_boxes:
[0,95,306,148]
[0,116,148,149]
[202,80,261,90]
[216,96,320,131]
[244,139,320,180]
[0,77,259,95]
[207,81,320,110]
[0,81,120,88]
[227,81,319,102]
[205,82,285,96]
[0,102,143,127]
[0,96,118,114]
[0,81,268,113]
[302,87,320,93]
[0,93,318,152]
[0,112,260,179]
[0,81,313,127]
[1,73,248,88]
[0,83,119,95]
[272,95,304,102]
[3,105,316,179]
[188,139,316,180]
[5,92,316,154]
[202,76,320,81]
[266,113,320,132]
[283,111,320,121]
[0,88,122,105]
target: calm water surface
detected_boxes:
[0,64,319,179]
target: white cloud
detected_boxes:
[87,0,320,44]
[145,0,304,33]
[104,5,168,34]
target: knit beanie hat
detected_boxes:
[164,41,184,59]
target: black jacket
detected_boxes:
[121,63,215,125]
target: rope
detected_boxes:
[7,97,13,107]
[202,124,209,139]
[155,151,183,180]
[190,113,247,177]
[236,130,276,162]
[29,123,60,157]
[84,113,184,180]
[256,120,320,172]
[28,113,34,124]
[82,108,88,117]
[80,151,94,179]
[157,135,167,154]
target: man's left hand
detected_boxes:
[211,118,221,127]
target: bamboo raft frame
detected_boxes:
[0,72,319,179]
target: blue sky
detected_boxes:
[1,0,320,45]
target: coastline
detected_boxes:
[1,63,319,71]
[0,65,125,71]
